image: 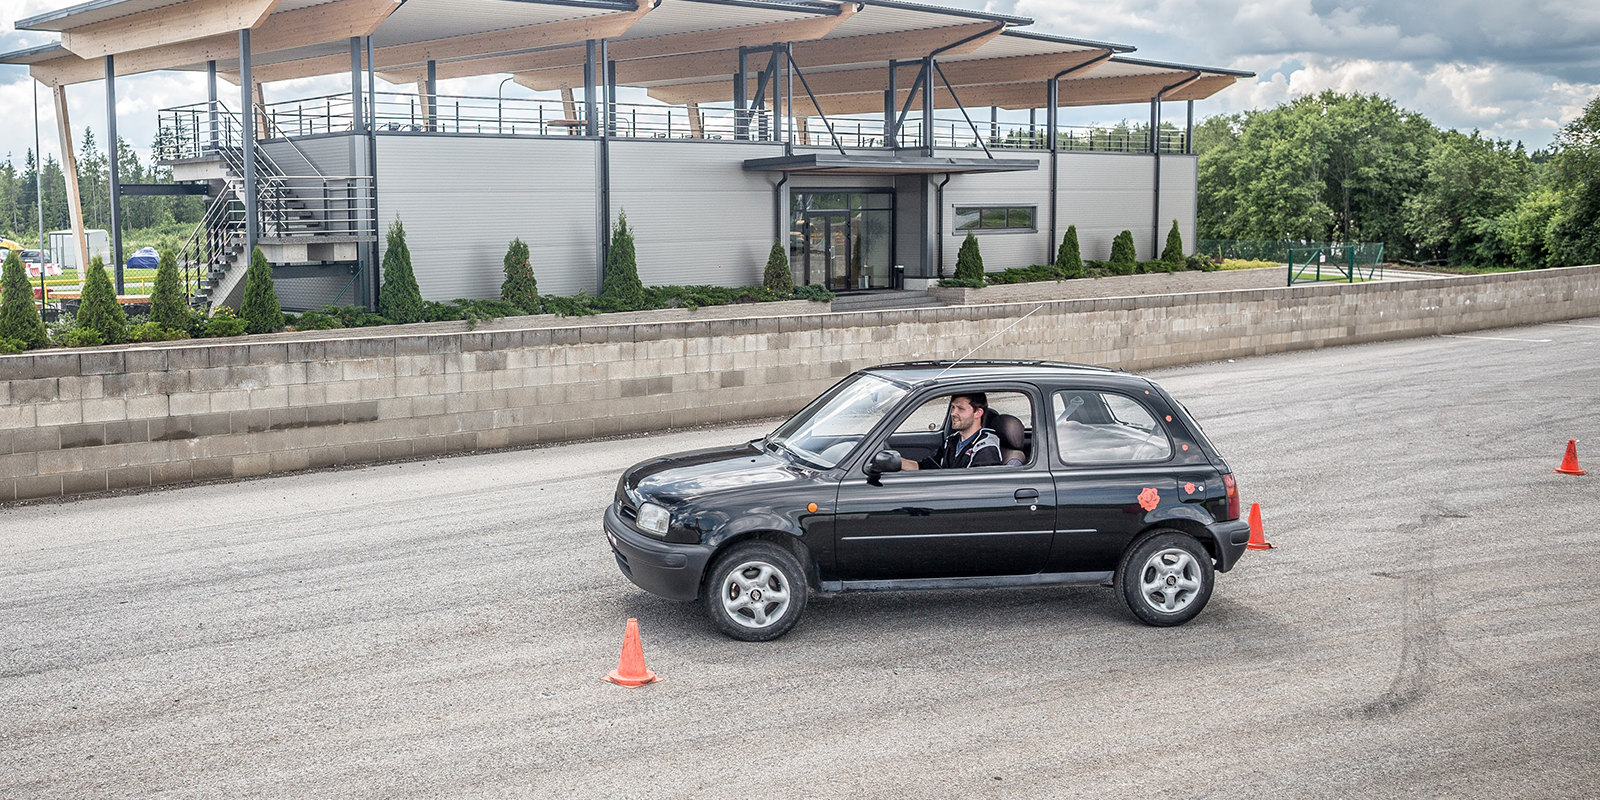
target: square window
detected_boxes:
[1008,207,1034,229]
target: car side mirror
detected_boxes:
[865,449,903,476]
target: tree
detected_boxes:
[239,247,283,334]
[1545,94,1600,268]
[150,249,187,330]
[1109,230,1138,275]
[602,211,643,309]
[0,249,47,349]
[500,237,539,314]
[1055,224,1083,279]
[954,232,984,283]
[1402,130,1532,266]
[378,217,423,323]
[1161,219,1185,271]
[762,240,793,295]
[75,256,127,344]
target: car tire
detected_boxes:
[1116,530,1214,627]
[703,541,809,642]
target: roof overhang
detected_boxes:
[743,152,1038,174]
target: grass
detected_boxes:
[1219,258,1284,270]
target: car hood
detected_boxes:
[624,442,816,506]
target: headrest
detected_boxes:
[991,413,1025,451]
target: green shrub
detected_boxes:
[422,298,522,324]
[239,247,284,335]
[127,321,188,342]
[762,240,793,295]
[76,256,128,344]
[1185,254,1217,272]
[202,307,248,337]
[791,284,835,302]
[0,336,28,354]
[378,218,424,323]
[500,237,540,314]
[541,291,601,317]
[292,310,341,331]
[57,328,104,348]
[1161,220,1185,271]
[954,232,984,284]
[985,264,1058,285]
[316,305,390,327]
[0,249,47,349]
[1056,225,1083,279]
[1109,230,1138,275]
[150,249,187,332]
[602,211,644,310]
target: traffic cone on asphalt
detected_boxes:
[1555,439,1587,476]
[1246,502,1276,551]
[603,618,661,687]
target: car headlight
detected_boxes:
[635,502,671,537]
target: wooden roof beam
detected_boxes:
[767,72,1223,116]
[515,20,1003,92]
[60,0,284,59]
[244,0,656,84]
[32,0,400,86]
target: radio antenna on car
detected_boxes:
[934,305,1045,380]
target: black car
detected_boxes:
[604,361,1250,641]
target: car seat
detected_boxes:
[990,413,1027,466]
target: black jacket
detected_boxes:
[919,428,1004,470]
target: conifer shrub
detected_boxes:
[57,328,104,347]
[943,232,986,287]
[1161,219,1185,273]
[75,256,128,344]
[500,237,540,314]
[378,218,424,323]
[0,337,27,354]
[127,321,187,342]
[1055,225,1083,279]
[762,240,793,296]
[150,249,187,331]
[0,249,47,349]
[239,247,284,334]
[1109,230,1138,275]
[601,211,644,310]
[202,307,248,337]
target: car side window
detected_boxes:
[1053,390,1173,463]
[887,390,1036,468]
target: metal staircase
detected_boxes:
[160,102,375,309]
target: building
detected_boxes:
[1,0,1250,310]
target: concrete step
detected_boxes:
[830,290,945,313]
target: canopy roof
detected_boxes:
[1,0,1251,109]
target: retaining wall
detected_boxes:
[3,266,1598,503]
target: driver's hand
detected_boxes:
[901,458,919,471]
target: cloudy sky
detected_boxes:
[0,0,1595,167]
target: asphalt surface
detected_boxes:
[3,318,1599,799]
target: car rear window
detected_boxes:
[1053,390,1173,463]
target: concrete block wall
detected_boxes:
[3,266,1597,503]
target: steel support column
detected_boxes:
[735,48,748,140]
[425,59,438,131]
[206,60,218,151]
[583,40,597,137]
[784,42,793,152]
[365,35,380,310]
[1150,96,1161,257]
[350,37,369,297]
[921,55,934,155]
[106,55,124,291]
[883,60,896,146]
[1046,79,1059,265]
[1186,99,1194,154]
[240,30,258,260]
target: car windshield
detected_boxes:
[767,374,907,468]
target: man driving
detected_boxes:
[901,393,1003,470]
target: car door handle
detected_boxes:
[1014,489,1039,501]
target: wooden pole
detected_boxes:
[52,84,90,280]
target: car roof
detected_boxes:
[860,360,1141,387]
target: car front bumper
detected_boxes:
[603,503,714,601]
[1209,519,1251,572]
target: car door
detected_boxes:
[832,386,1055,581]
[1046,387,1180,574]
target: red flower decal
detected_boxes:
[1184,482,1197,494]
[1137,487,1160,511]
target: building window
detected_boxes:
[954,205,1036,233]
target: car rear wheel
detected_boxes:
[704,541,808,642]
[1117,530,1214,627]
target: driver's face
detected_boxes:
[949,397,978,431]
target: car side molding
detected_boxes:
[820,571,1115,593]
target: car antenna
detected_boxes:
[934,305,1044,380]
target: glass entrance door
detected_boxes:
[790,191,895,290]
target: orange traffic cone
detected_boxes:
[1555,439,1587,476]
[603,618,661,687]
[1245,502,1275,550]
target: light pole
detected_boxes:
[497,76,515,134]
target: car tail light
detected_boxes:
[1221,473,1239,521]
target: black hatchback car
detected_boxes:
[604,361,1250,641]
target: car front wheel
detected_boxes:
[1117,530,1214,627]
[704,541,808,641]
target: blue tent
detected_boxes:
[126,246,159,270]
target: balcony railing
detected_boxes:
[157,92,1192,161]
